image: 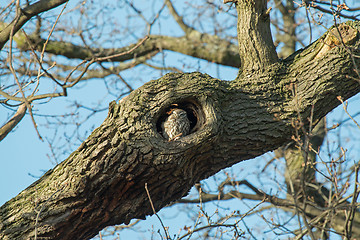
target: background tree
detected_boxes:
[1,0,360,239]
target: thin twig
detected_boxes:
[95,36,149,62]
[8,0,43,141]
[62,35,149,89]
[337,96,360,129]
[344,164,360,239]
[144,183,171,240]
[165,0,195,34]
[37,1,68,86]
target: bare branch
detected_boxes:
[0,0,69,50]
[16,35,240,68]
[0,103,26,141]
[305,0,360,21]
[164,0,195,34]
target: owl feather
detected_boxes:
[162,109,190,141]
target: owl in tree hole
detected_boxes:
[162,108,190,141]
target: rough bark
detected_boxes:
[1,1,360,239]
[236,0,278,73]
[1,22,360,238]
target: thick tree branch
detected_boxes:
[1,20,360,239]
[236,0,278,73]
[17,34,241,68]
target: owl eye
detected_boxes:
[179,111,186,116]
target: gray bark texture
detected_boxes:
[1,0,360,239]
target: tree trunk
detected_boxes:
[1,1,360,239]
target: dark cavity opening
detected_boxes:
[156,99,205,137]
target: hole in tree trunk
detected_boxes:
[156,98,205,138]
